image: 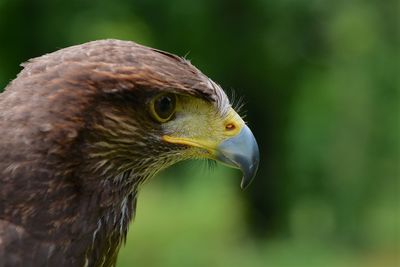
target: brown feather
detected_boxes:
[0,39,229,267]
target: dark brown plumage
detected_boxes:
[0,39,259,267]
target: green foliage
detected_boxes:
[117,165,398,267]
[0,0,398,266]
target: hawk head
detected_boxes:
[0,39,259,266]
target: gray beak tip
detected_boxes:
[240,160,259,190]
[240,144,259,190]
[216,125,260,190]
[240,179,250,190]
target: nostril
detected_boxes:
[225,123,236,131]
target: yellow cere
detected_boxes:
[161,94,245,158]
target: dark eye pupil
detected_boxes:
[155,94,175,120]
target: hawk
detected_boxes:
[0,40,259,266]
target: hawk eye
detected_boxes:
[150,93,177,122]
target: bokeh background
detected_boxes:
[0,0,398,266]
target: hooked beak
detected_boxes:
[216,125,259,189]
[162,108,259,189]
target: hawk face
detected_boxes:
[87,84,258,190]
[0,39,259,267]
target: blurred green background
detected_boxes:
[0,0,398,266]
